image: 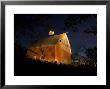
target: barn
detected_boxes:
[26,32,72,64]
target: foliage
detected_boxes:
[85,46,97,62]
[84,25,97,35]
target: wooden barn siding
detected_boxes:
[26,47,42,60]
[54,33,72,64]
[26,46,55,62]
[26,45,72,64]
[26,33,72,64]
[55,43,72,64]
[43,45,55,62]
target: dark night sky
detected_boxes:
[14,14,97,57]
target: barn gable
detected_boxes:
[26,32,73,64]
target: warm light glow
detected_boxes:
[49,31,54,35]
[26,32,72,64]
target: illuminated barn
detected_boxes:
[26,32,72,64]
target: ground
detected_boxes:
[14,49,97,76]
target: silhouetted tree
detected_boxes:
[85,46,97,62]
[64,14,97,34]
[84,25,97,35]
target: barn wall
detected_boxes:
[26,47,42,60]
[26,46,55,62]
[43,45,55,62]
[26,33,72,64]
[55,33,72,64]
[55,44,72,64]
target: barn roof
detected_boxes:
[31,35,60,48]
